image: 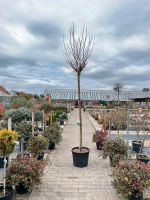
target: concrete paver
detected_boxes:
[29,109,119,200]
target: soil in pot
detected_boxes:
[132,141,142,153]
[48,142,55,150]
[0,185,12,200]
[136,154,149,164]
[96,142,103,150]
[72,147,90,168]
[16,184,28,195]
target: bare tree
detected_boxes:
[113,82,124,107]
[63,24,93,151]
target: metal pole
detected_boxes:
[3,156,7,195]
[42,110,45,132]
[8,118,12,130]
[32,111,34,137]
[127,101,130,146]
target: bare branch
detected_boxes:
[62,24,93,73]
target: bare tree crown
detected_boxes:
[63,24,93,73]
[113,82,124,93]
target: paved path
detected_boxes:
[30,109,119,200]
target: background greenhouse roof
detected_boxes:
[45,89,150,101]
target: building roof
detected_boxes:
[45,88,150,101]
[0,85,10,95]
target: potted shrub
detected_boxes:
[14,121,32,151]
[0,129,18,199]
[7,156,44,194]
[43,124,62,150]
[131,112,149,163]
[92,127,108,150]
[101,137,128,166]
[63,24,93,167]
[112,160,150,200]
[28,135,48,160]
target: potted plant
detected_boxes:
[63,24,93,167]
[101,137,128,166]
[14,121,32,151]
[112,160,150,200]
[92,127,108,150]
[7,156,44,194]
[28,135,48,160]
[0,128,18,199]
[131,112,149,163]
[43,124,62,150]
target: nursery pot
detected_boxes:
[132,141,142,153]
[0,157,8,169]
[16,184,28,194]
[37,153,44,161]
[72,147,90,168]
[0,185,12,200]
[96,142,103,150]
[60,120,64,125]
[136,154,149,164]
[128,190,143,200]
[48,142,55,150]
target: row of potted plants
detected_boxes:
[0,122,62,199]
[92,124,150,199]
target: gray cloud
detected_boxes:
[0,0,150,93]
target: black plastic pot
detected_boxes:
[72,147,90,168]
[132,141,142,153]
[48,142,55,150]
[0,157,8,169]
[137,154,149,164]
[16,184,28,194]
[0,185,12,200]
[128,190,143,200]
[96,142,103,150]
[37,153,44,161]
[60,120,64,125]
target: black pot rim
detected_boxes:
[72,147,90,154]
[137,154,149,159]
[132,141,142,144]
[0,185,12,198]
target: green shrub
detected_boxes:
[43,124,62,145]
[28,135,49,156]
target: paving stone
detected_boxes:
[29,109,119,200]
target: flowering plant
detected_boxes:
[92,128,108,143]
[0,129,18,156]
[7,156,44,190]
[102,137,128,166]
[112,161,150,199]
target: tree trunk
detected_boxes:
[77,72,82,151]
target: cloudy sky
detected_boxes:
[0,0,150,93]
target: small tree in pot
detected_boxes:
[43,124,62,150]
[28,135,48,160]
[112,160,150,200]
[0,129,18,198]
[63,24,93,167]
[101,137,128,166]
[7,156,44,194]
[92,127,108,150]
